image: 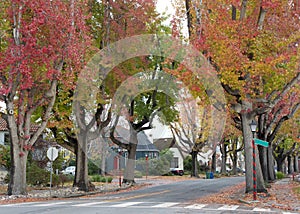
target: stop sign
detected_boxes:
[47,147,58,161]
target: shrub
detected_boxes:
[58,174,74,187]
[27,162,50,186]
[134,171,143,178]
[91,175,112,183]
[0,145,11,170]
[88,160,100,175]
[91,174,101,182]
[276,171,285,179]
[101,176,112,183]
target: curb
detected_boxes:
[49,184,138,199]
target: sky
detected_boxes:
[156,0,175,17]
[156,0,188,37]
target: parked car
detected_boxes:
[170,168,184,176]
[62,166,76,176]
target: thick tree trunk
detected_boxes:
[276,158,284,173]
[123,133,138,184]
[211,151,216,173]
[220,144,227,174]
[294,154,299,173]
[74,132,95,191]
[7,114,28,195]
[231,152,238,175]
[123,143,137,184]
[258,146,268,181]
[241,102,266,193]
[287,156,294,174]
[191,151,199,177]
[8,143,28,195]
[267,145,275,181]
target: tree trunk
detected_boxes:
[267,145,275,181]
[191,151,199,177]
[123,133,138,184]
[211,151,216,173]
[185,0,193,38]
[241,102,266,193]
[7,114,28,195]
[101,149,106,176]
[74,131,95,191]
[231,152,238,175]
[287,156,294,174]
[294,154,299,173]
[8,142,28,195]
[122,143,137,184]
[276,158,284,173]
[258,146,268,181]
[220,143,227,174]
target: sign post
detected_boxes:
[47,147,59,195]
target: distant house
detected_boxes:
[136,132,159,160]
[0,117,41,146]
[105,130,159,174]
[0,118,10,146]
[153,137,185,170]
[0,117,55,168]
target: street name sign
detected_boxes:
[254,139,269,147]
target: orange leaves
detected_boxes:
[261,0,281,9]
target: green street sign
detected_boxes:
[254,138,269,147]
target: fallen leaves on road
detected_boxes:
[191,180,300,212]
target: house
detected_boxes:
[105,130,159,174]
[0,117,41,146]
[0,118,10,146]
[0,117,55,168]
[153,137,185,170]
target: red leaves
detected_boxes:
[0,0,90,101]
[261,0,280,9]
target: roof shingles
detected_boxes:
[0,118,39,132]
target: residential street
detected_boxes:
[0,176,296,214]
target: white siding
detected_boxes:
[169,148,184,170]
[0,132,5,145]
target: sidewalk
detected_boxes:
[192,177,300,212]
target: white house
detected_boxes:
[0,118,9,146]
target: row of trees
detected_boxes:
[0,0,299,196]
[173,0,300,193]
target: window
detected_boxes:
[4,133,10,146]
[170,157,179,168]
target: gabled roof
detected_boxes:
[153,137,175,151]
[0,118,7,131]
[113,127,159,152]
[136,132,159,152]
[0,118,39,132]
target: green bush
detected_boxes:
[91,175,112,183]
[27,162,50,186]
[276,171,285,179]
[88,160,100,175]
[91,174,101,182]
[183,156,201,173]
[134,171,143,178]
[101,176,112,183]
[0,145,11,170]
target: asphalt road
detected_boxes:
[0,176,291,214]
